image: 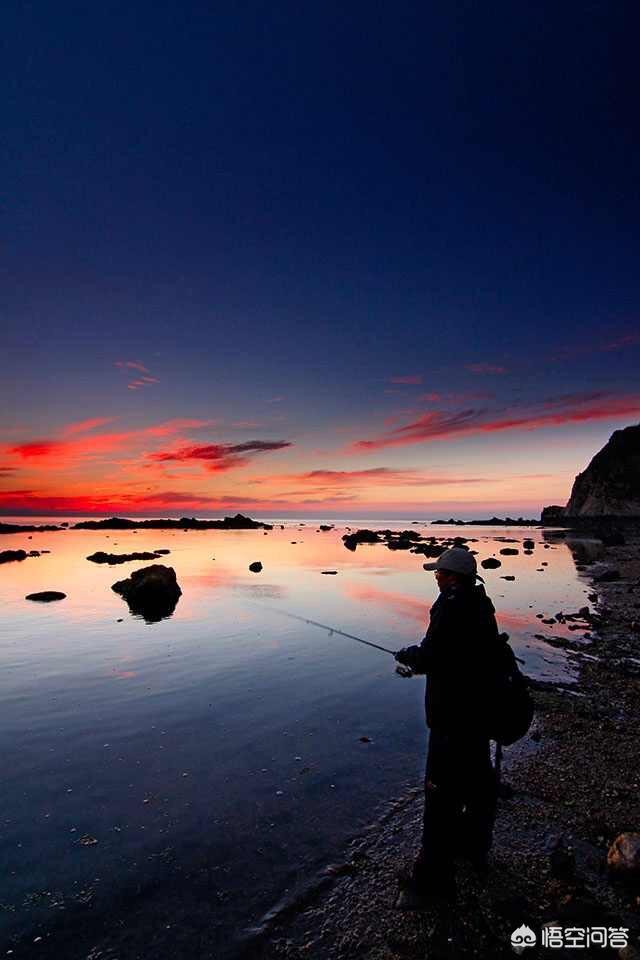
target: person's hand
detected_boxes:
[395,664,413,678]
[395,647,414,665]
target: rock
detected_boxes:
[249,562,263,573]
[499,547,519,555]
[0,522,62,533]
[594,568,621,583]
[154,549,171,555]
[547,424,640,518]
[501,575,516,581]
[541,505,566,523]
[411,543,446,557]
[607,833,640,874]
[86,551,162,565]
[481,557,502,569]
[358,736,372,743]
[342,530,382,551]
[321,570,338,575]
[78,835,98,846]
[73,513,273,531]
[319,525,333,531]
[25,591,66,602]
[523,539,535,550]
[111,565,182,622]
[0,549,28,564]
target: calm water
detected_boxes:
[0,520,592,957]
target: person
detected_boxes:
[394,546,500,907]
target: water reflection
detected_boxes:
[0,519,593,955]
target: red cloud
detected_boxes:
[352,395,640,451]
[465,363,507,375]
[149,440,292,472]
[5,419,217,464]
[388,375,423,384]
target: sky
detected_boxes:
[2,1,639,519]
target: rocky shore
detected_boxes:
[249,535,640,959]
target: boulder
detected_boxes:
[111,564,182,623]
[319,525,333,531]
[607,833,640,875]
[87,551,162,565]
[26,591,66,602]
[481,557,502,569]
[0,549,28,564]
[249,561,263,573]
[523,539,535,550]
[499,548,519,556]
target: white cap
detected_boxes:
[435,547,483,581]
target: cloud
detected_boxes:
[345,584,427,623]
[601,332,640,352]
[5,418,217,465]
[465,363,507,375]
[115,360,160,390]
[115,360,149,373]
[388,375,423,384]
[351,394,640,451]
[149,439,293,472]
[63,417,118,436]
[282,467,490,488]
[549,329,640,362]
[0,466,18,476]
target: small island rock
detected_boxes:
[111,564,182,623]
[26,591,66,602]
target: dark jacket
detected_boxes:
[400,583,501,733]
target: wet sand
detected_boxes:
[248,534,640,959]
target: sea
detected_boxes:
[0,518,595,958]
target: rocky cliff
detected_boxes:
[543,423,640,519]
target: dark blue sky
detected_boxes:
[2,1,639,516]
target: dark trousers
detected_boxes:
[414,728,497,884]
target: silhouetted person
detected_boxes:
[394,547,499,906]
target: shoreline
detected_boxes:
[249,535,640,959]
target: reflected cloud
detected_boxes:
[345,583,427,623]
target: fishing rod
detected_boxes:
[259,606,414,676]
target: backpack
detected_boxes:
[486,632,535,746]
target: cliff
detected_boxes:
[543,423,640,520]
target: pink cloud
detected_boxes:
[115,360,149,373]
[351,394,640,452]
[465,363,507,375]
[63,417,118,436]
[149,439,292,472]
